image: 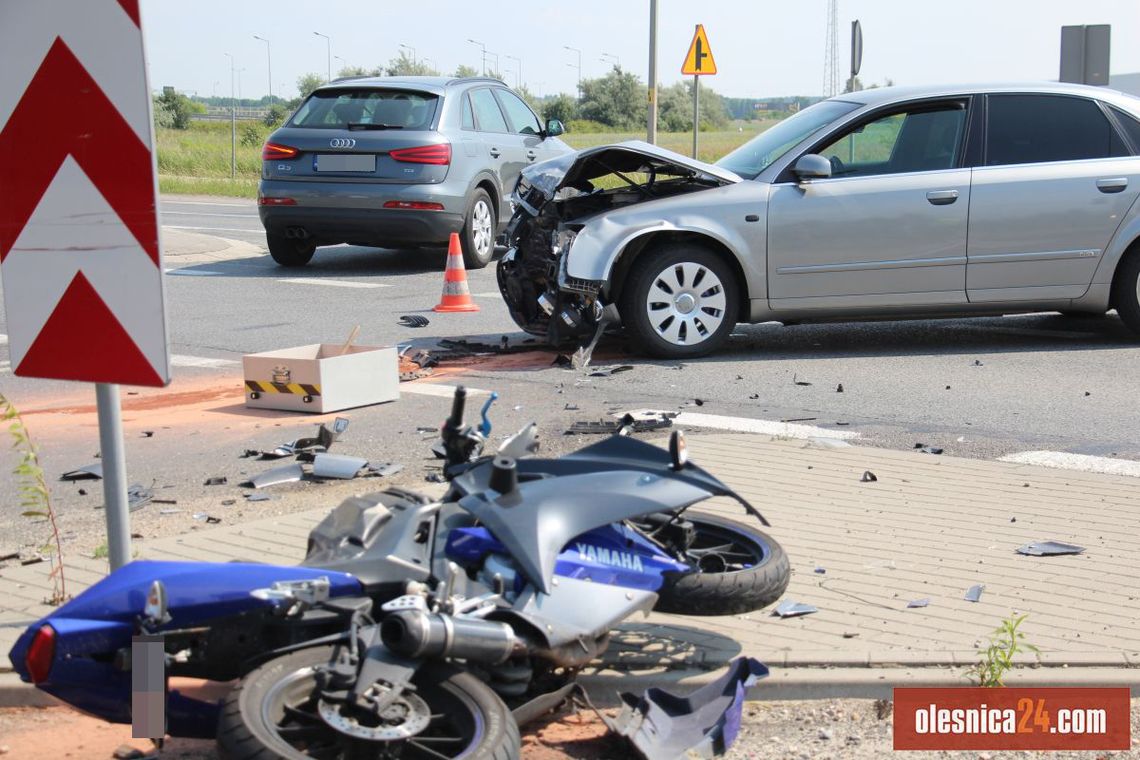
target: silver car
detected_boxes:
[259,76,570,269]
[498,82,1140,358]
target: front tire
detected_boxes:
[461,189,496,270]
[619,243,740,359]
[217,646,519,760]
[267,234,316,268]
[653,513,790,616]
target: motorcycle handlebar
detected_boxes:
[445,386,467,431]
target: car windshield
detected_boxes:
[289,88,439,130]
[715,100,861,179]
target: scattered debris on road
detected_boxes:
[127,484,152,512]
[566,413,674,436]
[860,471,878,482]
[916,445,943,455]
[964,584,985,602]
[245,492,272,502]
[398,314,430,328]
[1016,540,1086,556]
[203,476,227,486]
[588,365,634,377]
[140,431,154,438]
[836,383,844,392]
[774,600,818,618]
[60,463,103,481]
[311,454,369,480]
[245,463,306,489]
[906,598,930,608]
[367,462,405,478]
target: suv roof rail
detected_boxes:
[329,75,371,83]
[445,76,507,87]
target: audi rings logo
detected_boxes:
[329,138,356,148]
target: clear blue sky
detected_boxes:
[140,0,1140,100]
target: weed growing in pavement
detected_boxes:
[969,613,1039,687]
[92,543,108,560]
[1,393,67,605]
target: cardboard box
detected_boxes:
[243,343,398,413]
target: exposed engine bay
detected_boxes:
[496,141,739,347]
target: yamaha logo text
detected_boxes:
[575,544,645,572]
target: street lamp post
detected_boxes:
[237,67,246,101]
[313,31,331,82]
[648,0,658,144]
[400,43,416,66]
[506,55,522,88]
[253,35,272,102]
[421,58,437,73]
[486,51,499,76]
[601,52,620,69]
[224,52,235,179]
[467,39,486,75]
[334,54,346,74]
[564,45,582,90]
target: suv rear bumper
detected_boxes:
[258,180,466,248]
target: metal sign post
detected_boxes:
[96,384,132,569]
[647,0,658,144]
[681,24,717,160]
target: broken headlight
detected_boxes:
[553,226,579,257]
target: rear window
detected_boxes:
[986,94,1117,166]
[290,89,438,130]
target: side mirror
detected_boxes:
[544,119,565,137]
[793,154,831,181]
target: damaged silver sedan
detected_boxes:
[498,83,1140,358]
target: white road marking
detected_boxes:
[163,210,258,219]
[165,269,225,276]
[278,278,388,289]
[621,409,861,440]
[471,291,503,298]
[164,225,263,234]
[169,354,240,369]
[0,360,9,374]
[401,382,490,398]
[0,333,7,345]
[162,200,253,208]
[999,451,1140,478]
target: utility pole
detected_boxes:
[254,35,272,102]
[647,0,658,144]
[467,39,486,75]
[224,52,235,179]
[564,45,582,90]
[314,31,331,82]
[506,55,522,88]
[822,0,839,97]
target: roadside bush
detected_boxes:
[156,89,195,130]
[541,93,578,125]
[564,119,608,134]
[263,104,287,127]
[240,123,266,148]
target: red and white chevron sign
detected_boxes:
[0,0,169,387]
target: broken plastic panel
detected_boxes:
[246,463,306,489]
[602,657,768,760]
[964,584,984,602]
[60,463,103,481]
[906,598,930,609]
[127,484,153,512]
[1016,540,1086,556]
[774,600,817,618]
[311,454,369,480]
[367,462,405,478]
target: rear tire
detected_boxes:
[1111,249,1140,334]
[267,234,316,268]
[462,188,496,270]
[654,513,790,616]
[217,646,518,760]
[619,243,740,359]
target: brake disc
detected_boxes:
[317,685,431,741]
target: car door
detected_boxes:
[966,93,1140,302]
[469,87,515,213]
[494,88,558,168]
[766,99,971,309]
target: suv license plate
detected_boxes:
[316,154,376,172]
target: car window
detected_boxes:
[986,95,1117,166]
[494,89,542,135]
[461,93,475,130]
[470,88,509,133]
[289,89,438,130]
[816,103,966,177]
[716,100,859,179]
[1108,106,1140,154]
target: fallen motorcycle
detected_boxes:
[9,387,790,759]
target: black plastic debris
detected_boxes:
[906,598,930,609]
[368,462,405,478]
[204,476,227,486]
[152,499,177,505]
[782,417,816,423]
[793,374,812,386]
[601,657,768,760]
[964,584,984,602]
[748,393,759,400]
[836,383,844,393]
[813,566,826,574]
[398,314,430,328]
[78,489,87,496]
[141,431,154,438]
[918,446,943,455]
[774,600,817,618]
[206,516,221,524]
[974,359,983,366]
[1016,540,1085,557]
[245,492,272,502]
[694,398,705,406]
[425,472,446,483]
[860,470,878,483]
[563,403,580,411]
[566,413,673,436]
[61,463,103,481]
[221,499,236,506]
[588,365,634,377]
[552,354,572,367]
[127,484,153,512]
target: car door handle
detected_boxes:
[1097,177,1128,194]
[489,148,501,158]
[526,150,537,161]
[926,189,959,205]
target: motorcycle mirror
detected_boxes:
[479,392,499,437]
[669,430,689,470]
[143,580,171,626]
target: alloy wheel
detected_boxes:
[471,199,493,259]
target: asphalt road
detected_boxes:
[3,194,1140,553]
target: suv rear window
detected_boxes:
[290,89,438,130]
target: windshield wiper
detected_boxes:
[346,122,403,130]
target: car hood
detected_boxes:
[519,140,742,203]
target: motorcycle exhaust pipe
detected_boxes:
[381,610,523,664]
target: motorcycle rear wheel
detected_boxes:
[217,645,519,760]
[652,513,790,616]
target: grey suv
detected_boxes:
[258,76,570,268]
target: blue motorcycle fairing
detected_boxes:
[446,524,691,592]
[8,560,362,734]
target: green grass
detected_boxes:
[155,119,775,198]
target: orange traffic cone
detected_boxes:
[433,232,480,313]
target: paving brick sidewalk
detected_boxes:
[4,434,1139,684]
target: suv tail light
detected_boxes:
[262,142,299,161]
[26,624,56,684]
[390,143,451,165]
[383,201,445,211]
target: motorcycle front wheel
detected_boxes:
[652,512,790,616]
[217,645,519,760]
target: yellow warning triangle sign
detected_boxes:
[681,24,717,76]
